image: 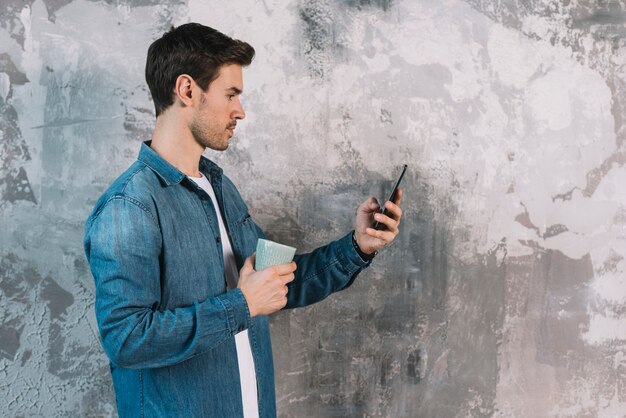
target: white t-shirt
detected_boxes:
[188,173,259,418]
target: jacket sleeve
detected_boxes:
[84,196,251,370]
[286,232,372,308]
[251,222,372,309]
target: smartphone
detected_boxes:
[373,164,407,230]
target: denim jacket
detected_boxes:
[83,141,371,417]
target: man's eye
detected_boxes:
[227,95,235,101]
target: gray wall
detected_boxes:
[1,0,625,416]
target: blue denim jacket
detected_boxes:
[83,141,371,417]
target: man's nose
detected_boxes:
[233,99,245,120]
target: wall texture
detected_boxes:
[1,0,625,416]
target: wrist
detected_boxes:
[352,230,376,261]
[238,287,257,317]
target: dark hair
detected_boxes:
[145,23,255,117]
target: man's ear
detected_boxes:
[174,74,194,107]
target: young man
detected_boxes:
[83,23,403,417]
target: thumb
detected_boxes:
[242,253,256,273]
[363,197,379,212]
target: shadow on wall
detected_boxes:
[266,166,489,417]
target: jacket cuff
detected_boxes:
[338,231,373,269]
[217,288,252,335]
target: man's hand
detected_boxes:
[354,188,404,256]
[238,253,297,317]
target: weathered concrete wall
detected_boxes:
[1,0,625,416]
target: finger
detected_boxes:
[365,227,397,243]
[373,212,399,233]
[384,200,403,221]
[275,286,289,306]
[392,188,403,206]
[272,262,297,276]
[281,273,295,285]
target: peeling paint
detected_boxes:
[1,0,625,416]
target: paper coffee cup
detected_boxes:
[255,239,296,271]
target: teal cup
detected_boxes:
[255,239,296,271]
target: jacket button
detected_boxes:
[238,326,244,332]
[216,236,221,243]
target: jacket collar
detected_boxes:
[138,140,223,186]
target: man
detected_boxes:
[83,23,403,417]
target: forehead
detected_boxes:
[211,64,243,90]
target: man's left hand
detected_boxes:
[354,188,403,256]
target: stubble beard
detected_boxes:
[189,115,229,152]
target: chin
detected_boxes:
[200,137,229,151]
[214,141,229,151]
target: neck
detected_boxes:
[149,112,204,178]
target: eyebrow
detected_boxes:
[226,87,243,95]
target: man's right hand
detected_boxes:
[238,253,296,317]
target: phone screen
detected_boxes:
[373,164,407,230]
